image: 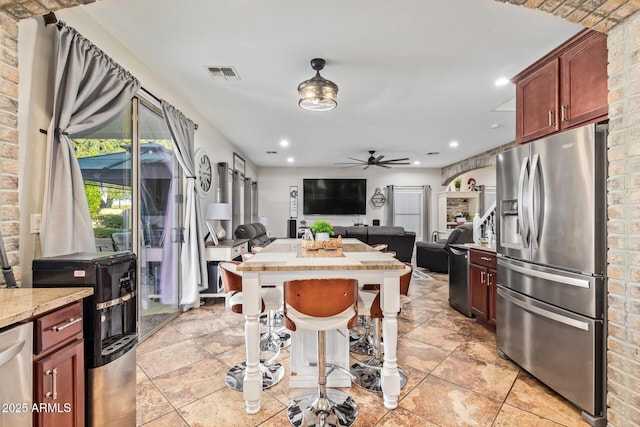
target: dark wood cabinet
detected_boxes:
[559,31,608,129]
[514,29,607,144]
[516,59,560,143]
[33,302,85,427]
[469,249,497,331]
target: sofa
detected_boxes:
[415,223,474,273]
[233,223,276,250]
[331,225,416,262]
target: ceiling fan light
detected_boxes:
[298,59,338,111]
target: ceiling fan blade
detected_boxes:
[374,155,384,162]
[381,157,410,163]
[376,164,392,168]
[363,165,370,170]
[347,157,366,162]
[335,162,366,165]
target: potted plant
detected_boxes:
[454,178,462,191]
[310,220,334,241]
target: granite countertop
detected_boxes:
[0,287,93,329]
[462,243,497,253]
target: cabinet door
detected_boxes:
[516,59,560,144]
[469,263,488,320]
[560,31,608,129]
[34,339,84,427]
[488,268,497,326]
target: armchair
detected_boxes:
[415,223,473,273]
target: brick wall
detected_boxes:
[605,12,640,426]
[0,13,19,281]
[0,1,639,425]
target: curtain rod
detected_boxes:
[41,12,198,131]
[139,87,198,130]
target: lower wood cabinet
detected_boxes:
[469,249,497,331]
[33,302,85,427]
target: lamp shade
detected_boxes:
[298,58,338,111]
[206,203,231,220]
[258,216,268,226]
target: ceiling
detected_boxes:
[58,0,582,169]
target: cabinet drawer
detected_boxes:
[232,243,246,258]
[469,250,496,268]
[35,302,83,355]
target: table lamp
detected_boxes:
[206,202,231,245]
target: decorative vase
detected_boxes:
[316,232,330,241]
[455,187,460,191]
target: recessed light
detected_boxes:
[449,141,459,148]
[287,157,294,163]
[494,77,510,86]
[280,140,289,147]
[490,123,501,129]
[413,161,420,165]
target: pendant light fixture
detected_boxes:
[298,58,338,111]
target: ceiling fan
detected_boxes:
[335,150,410,169]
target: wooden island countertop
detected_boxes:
[237,238,406,272]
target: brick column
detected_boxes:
[606,12,640,426]
[0,13,19,281]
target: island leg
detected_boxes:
[380,272,401,409]
[243,271,262,414]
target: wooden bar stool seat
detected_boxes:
[283,278,359,427]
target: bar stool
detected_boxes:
[241,252,290,346]
[283,278,359,427]
[349,249,395,355]
[350,263,413,393]
[219,262,285,391]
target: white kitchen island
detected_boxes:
[237,238,405,415]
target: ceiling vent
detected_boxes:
[207,66,240,80]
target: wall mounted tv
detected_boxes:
[303,178,367,215]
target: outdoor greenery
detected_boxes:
[93,214,127,238]
[310,220,334,236]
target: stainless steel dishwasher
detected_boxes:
[0,322,33,427]
[446,244,473,317]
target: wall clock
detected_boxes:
[195,148,212,197]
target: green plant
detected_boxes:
[454,178,462,189]
[310,220,334,236]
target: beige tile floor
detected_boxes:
[136,271,590,427]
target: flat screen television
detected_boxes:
[303,178,367,215]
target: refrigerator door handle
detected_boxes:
[528,153,542,249]
[498,288,590,331]
[501,259,591,288]
[518,156,530,248]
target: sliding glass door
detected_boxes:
[73,96,182,341]
[136,99,182,337]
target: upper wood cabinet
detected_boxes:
[514,30,608,144]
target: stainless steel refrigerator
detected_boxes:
[495,123,607,427]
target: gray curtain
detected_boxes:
[161,101,206,309]
[244,176,252,225]
[42,24,141,256]
[251,181,258,223]
[385,185,395,226]
[422,185,431,240]
[232,170,241,231]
